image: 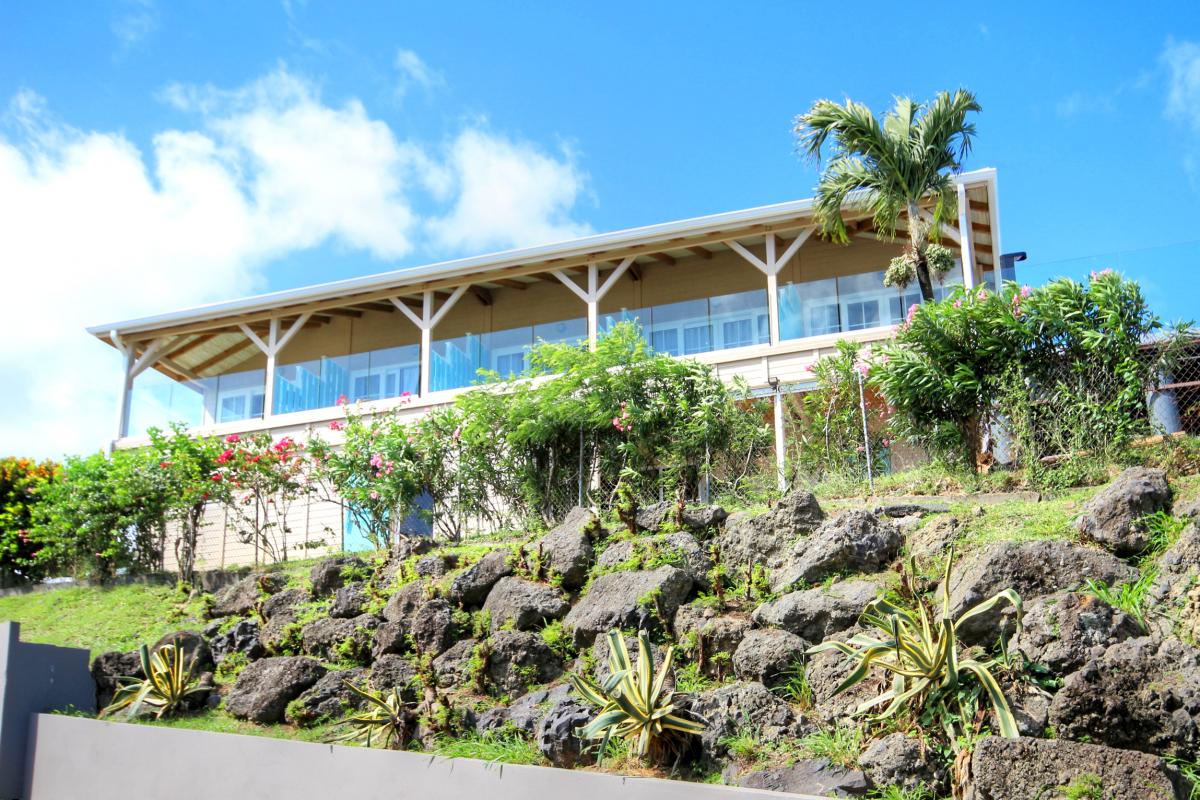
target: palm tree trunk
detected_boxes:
[908,202,936,302]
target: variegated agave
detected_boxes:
[327,681,415,750]
[807,545,1022,740]
[569,630,705,764]
[100,643,206,720]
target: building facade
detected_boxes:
[90,168,1004,568]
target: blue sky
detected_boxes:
[2,1,1200,457]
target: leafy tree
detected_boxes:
[795,90,981,301]
[147,424,228,585]
[0,457,58,581]
[215,432,314,564]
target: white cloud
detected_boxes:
[0,67,590,460]
[394,49,444,99]
[428,129,591,252]
[1164,38,1200,132]
[111,0,158,51]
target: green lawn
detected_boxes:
[0,582,207,657]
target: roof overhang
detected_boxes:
[88,168,1000,348]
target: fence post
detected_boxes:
[772,380,786,493]
[858,370,874,495]
[577,426,585,508]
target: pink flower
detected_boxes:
[225,434,240,444]
[329,420,345,431]
[1020,285,1032,298]
[369,490,380,500]
[976,288,987,301]
[400,391,411,398]
[804,363,816,373]
[906,303,919,324]
[881,438,892,447]
[158,461,172,468]
[452,426,462,442]
[216,449,234,464]
[369,453,384,469]
[337,394,348,405]
[210,473,223,483]
[953,299,963,309]
[854,362,870,378]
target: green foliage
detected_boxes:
[799,725,863,769]
[1054,773,1104,800]
[32,449,172,580]
[101,643,206,720]
[808,547,1021,748]
[540,619,575,661]
[214,651,248,684]
[328,681,415,749]
[1085,567,1159,633]
[789,340,890,484]
[569,629,705,764]
[0,457,58,581]
[868,786,935,800]
[773,659,814,708]
[431,731,544,764]
[796,90,980,300]
[1139,510,1188,562]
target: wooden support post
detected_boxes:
[111,332,136,451]
[729,229,813,349]
[957,182,976,290]
[555,258,634,352]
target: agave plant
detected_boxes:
[328,681,415,750]
[569,630,705,764]
[101,643,205,720]
[807,545,1022,740]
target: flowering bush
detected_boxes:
[214,432,314,563]
[147,423,229,584]
[0,457,58,581]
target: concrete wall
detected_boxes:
[0,623,94,800]
[24,713,818,800]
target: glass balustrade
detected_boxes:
[600,288,770,356]
[274,344,420,415]
[430,317,586,392]
[778,268,963,341]
[128,367,266,437]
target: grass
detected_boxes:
[950,489,1095,550]
[799,725,862,769]
[869,786,935,800]
[0,582,208,657]
[431,731,545,765]
[133,707,339,744]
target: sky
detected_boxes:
[3,1,1200,459]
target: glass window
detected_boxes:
[721,319,753,349]
[204,368,266,424]
[778,277,840,340]
[650,328,679,355]
[534,317,586,346]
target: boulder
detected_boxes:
[205,618,265,663]
[392,535,434,561]
[1012,591,1142,675]
[537,697,595,768]
[381,581,426,624]
[260,587,308,620]
[859,733,946,794]
[482,577,570,632]
[563,566,693,646]
[151,629,214,674]
[415,554,450,579]
[286,667,368,725]
[732,628,807,687]
[371,621,408,660]
[310,556,367,598]
[433,639,480,689]
[225,656,326,723]
[874,502,950,518]
[411,598,456,656]
[712,490,824,574]
[449,549,514,607]
[1048,636,1200,759]
[500,685,571,735]
[597,532,712,588]
[751,580,878,643]
[635,501,728,533]
[689,681,808,761]
[369,653,420,701]
[946,540,1136,642]
[91,650,143,709]
[300,614,378,662]
[211,573,285,618]
[673,604,750,678]
[806,626,887,725]
[486,630,562,696]
[1075,466,1172,556]
[536,507,599,590]
[772,510,902,592]
[965,736,1186,800]
[329,582,369,619]
[734,760,869,797]
[909,516,960,563]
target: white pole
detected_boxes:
[957,182,976,290]
[587,263,599,351]
[858,370,874,495]
[263,318,279,420]
[773,383,786,492]
[988,173,1004,291]
[110,333,135,454]
[419,292,432,397]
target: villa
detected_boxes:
[89,167,1008,565]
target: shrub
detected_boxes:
[100,643,205,720]
[214,432,313,563]
[328,681,416,749]
[569,629,705,764]
[0,457,58,581]
[807,547,1021,744]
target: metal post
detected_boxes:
[858,371,874,495]
[772,381,786,493]
[577,426,585,507]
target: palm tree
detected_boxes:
[794,90,981,302]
